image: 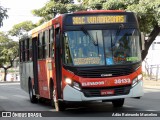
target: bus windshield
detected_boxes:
[63,29,141,66]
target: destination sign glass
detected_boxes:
[72,15,126,25]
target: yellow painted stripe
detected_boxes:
[31,20,52,37]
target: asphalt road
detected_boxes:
[0,82,160,120]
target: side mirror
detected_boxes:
[141,32,145,50]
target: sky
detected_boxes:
[0,0,49,32]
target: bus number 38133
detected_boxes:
[114,78,131,84]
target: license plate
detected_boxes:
[100,89,115,96]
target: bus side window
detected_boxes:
[19,41,22,62]
[42,31,46,59]
[25,39,27,61]
[49,28,54,58]
[29,38,32,61]
[45,29,49,58]
[26,38,29,61]
[22,40,25,61]
[38,32,43,59]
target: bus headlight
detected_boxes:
[65,78,72,85]
[132,74,142,87]
[65,78,81,91]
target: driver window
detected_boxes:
[64,33,73,65]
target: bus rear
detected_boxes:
[60,10,143,107]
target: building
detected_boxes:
[142,35,160,80]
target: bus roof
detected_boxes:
[73,10,125,14]
[31,19,53,37]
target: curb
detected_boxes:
[143,79,160,89]
[0,81,20,83]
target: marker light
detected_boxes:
[132,74,142,87]
[73,81,81,91]
[138,74,142,80]
[132,78,138,87]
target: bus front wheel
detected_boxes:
[112,98,124,108]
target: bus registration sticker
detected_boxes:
[100,89,114,96]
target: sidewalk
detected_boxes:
[0,81,20,83]
[143,77,160,89]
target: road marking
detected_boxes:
[0,82,20,86]
[12,95,28,99]
[123,105,134,108]
[146,110,157,111]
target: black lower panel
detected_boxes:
[82,85,131,97]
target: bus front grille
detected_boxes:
[76,67,134,78]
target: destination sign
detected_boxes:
[73,57,100,65]
[72,15,126,25]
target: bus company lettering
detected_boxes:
[82,81,105,87]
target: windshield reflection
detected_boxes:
[63,29,141,66]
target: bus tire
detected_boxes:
[112,98,124,108]
[28,80,38,103]
[50,81,55,107]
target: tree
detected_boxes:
[0,5,8,27]
[0,32,18,81]
[86,0,105,10]
[32,0,85,21]
[9,21,37,37]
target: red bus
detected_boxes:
[19,10,144,111]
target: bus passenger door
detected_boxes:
[55,26,62,100]
[32,38,39,94]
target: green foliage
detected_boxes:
[32,1,58,20]
[67,3,84,12]
[63,0,158,35]
[32,0,85,22]
[103,0,126,10]
[88,0,160,34]
[88,0,104,10]
[127,0,160,34]
[0,6,8,27]
[9,21,36,37]
[0,32,18,67]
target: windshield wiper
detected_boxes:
[81,26,98,46]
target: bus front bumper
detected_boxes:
[63,81,144,101]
